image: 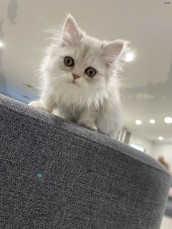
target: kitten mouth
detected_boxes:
[72,80,78,85]
[67,79,78,86]
[68,80,78,86]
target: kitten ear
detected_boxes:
[61,15,82,46]
[102,40,127,66]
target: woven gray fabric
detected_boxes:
[0,94,171,229]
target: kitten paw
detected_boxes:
[29,100,48,112]
[78,120,97,131]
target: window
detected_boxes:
[130,144,145,152]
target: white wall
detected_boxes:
[129,134,154,155]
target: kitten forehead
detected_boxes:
[62,34,103,66]
[77,36,102,57]
[77,46,102,72]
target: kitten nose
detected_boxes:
[72,74,80,80]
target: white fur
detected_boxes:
[29,15,129,137]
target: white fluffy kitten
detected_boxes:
[29,15,128,137]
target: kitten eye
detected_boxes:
[64,56,74,67]
[85,67,97,78]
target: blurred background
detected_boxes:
[0,1,172,227]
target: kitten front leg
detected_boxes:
[29,92,54,113]
[97,103,122,138]
[52,108,73,120]
[78,110,97,131]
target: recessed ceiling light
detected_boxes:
[164,117,172,124]
[149,119,156,124]
[125,52,134,62]
[135,120,142,125]
[158,136,164,141]
[0,40,5,48]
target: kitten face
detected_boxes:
[43,15,128,100]
[57,37,108,92]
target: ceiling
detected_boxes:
[0,0,172,143]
